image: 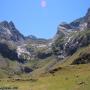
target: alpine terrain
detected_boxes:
[0,8,90,90]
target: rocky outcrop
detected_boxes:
[0,42,18,61]
[64,32,90,56]
[16,44,31,60]
[37,51,52,59]
[20,66,33,73]
[72,53,90,64]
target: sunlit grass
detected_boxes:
[0,64,89,90]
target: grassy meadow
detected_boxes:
[0,64,89,90]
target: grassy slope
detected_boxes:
[28,44,90,90]
[0,64,89,90]
[0,46,90,90]
[30,64,90,90]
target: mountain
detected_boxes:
[70,8,90,28]
[0,21,25,42]
[52,8,90,59]
[55,8,90,40]
[0,8,90,79]
[0,20,50,62]
[0,20,52,76]
[26,35,37,40]
[0,8,90,90]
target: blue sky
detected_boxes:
[0,0,90,39]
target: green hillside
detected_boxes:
[0,45,90,90]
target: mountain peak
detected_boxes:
[0,20,16,30]
[86,8,90,16]
[26,35,37,40]
[9,21,16,30]
[0,20,25,42]
[0,21,9,29]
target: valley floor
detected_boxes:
[0,64,90,90]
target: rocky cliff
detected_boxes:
[52,8,90,59]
